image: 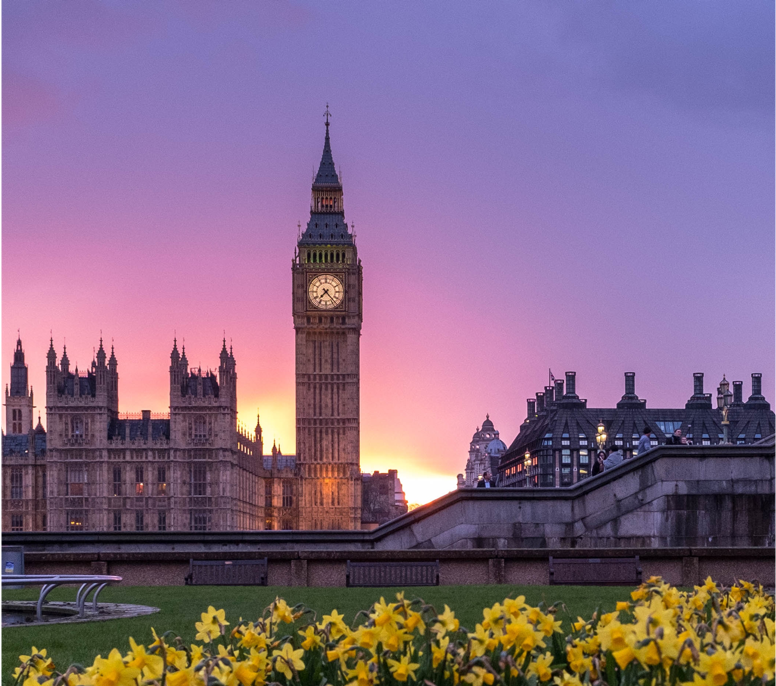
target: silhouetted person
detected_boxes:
[603,445,624,470]
[666,429,687,445]
[477,471,493,488]
[591,451,605,476]
[637,427,652,455]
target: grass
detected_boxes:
[1,584,633,685]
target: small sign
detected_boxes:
[4,561,15,574]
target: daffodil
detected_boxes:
[698,650,737,686]
[271,642,304,680]
[271,598,294,625]
[92,649,140,686]
[321,609,348,638]
[125,637,163,678]
[528,652,554,682]
[195,606,229,642]
[166,665,204,686]
[432,636,450,668]
[346,659,374,686]
[462,665,495,686]
[386,654,419,682]
[403,609,426,634]
[433,605,460,637]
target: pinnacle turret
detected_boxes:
[61,345,70,373]
[97,337,107,367]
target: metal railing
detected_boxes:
[1,574,122,621]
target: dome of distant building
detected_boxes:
[461,415,506,487]
[486,438,507,456]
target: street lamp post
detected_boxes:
[721,406,730,444]
[596,422,607,453]
[524,450,531,488]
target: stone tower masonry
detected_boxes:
[292,112,363,530]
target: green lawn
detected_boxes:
[2,584,632,685]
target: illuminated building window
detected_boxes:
[135,466,144,496]
[66,511,85,531]
[157,466,167,495]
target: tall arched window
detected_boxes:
[193,416,207,439]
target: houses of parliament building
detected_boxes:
[2,118,408,533]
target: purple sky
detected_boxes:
[3,1,774,503]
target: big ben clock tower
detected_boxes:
[293,110,363,530]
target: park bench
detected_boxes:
[346,560,439,587]
[549,556,642,586]
[185,559,268,586]
[0,574,122,621]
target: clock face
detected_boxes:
[308,274,344,310]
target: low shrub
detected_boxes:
[13,576,774,686]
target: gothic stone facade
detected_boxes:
[1,336,301,533]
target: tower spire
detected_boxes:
[313,105,340,188]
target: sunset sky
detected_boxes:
[3,2,774,505]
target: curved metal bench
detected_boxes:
[1,574,122,621]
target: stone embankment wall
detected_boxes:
[6,443,774,586]
[370,443,775,550]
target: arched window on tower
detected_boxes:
[193,416,207,440]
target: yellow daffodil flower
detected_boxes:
[386,654,419,682]
[92,649,140,686]
[528,652,555,682]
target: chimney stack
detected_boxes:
[733,380,743,404]
[565,371,576,396]
[554,378,564,402]
[625,372,635,396]
[536,391,545,413]
[527,398,536,418]
[544,385,554,405]
[751,373,763,398]
[693,372,704,396]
